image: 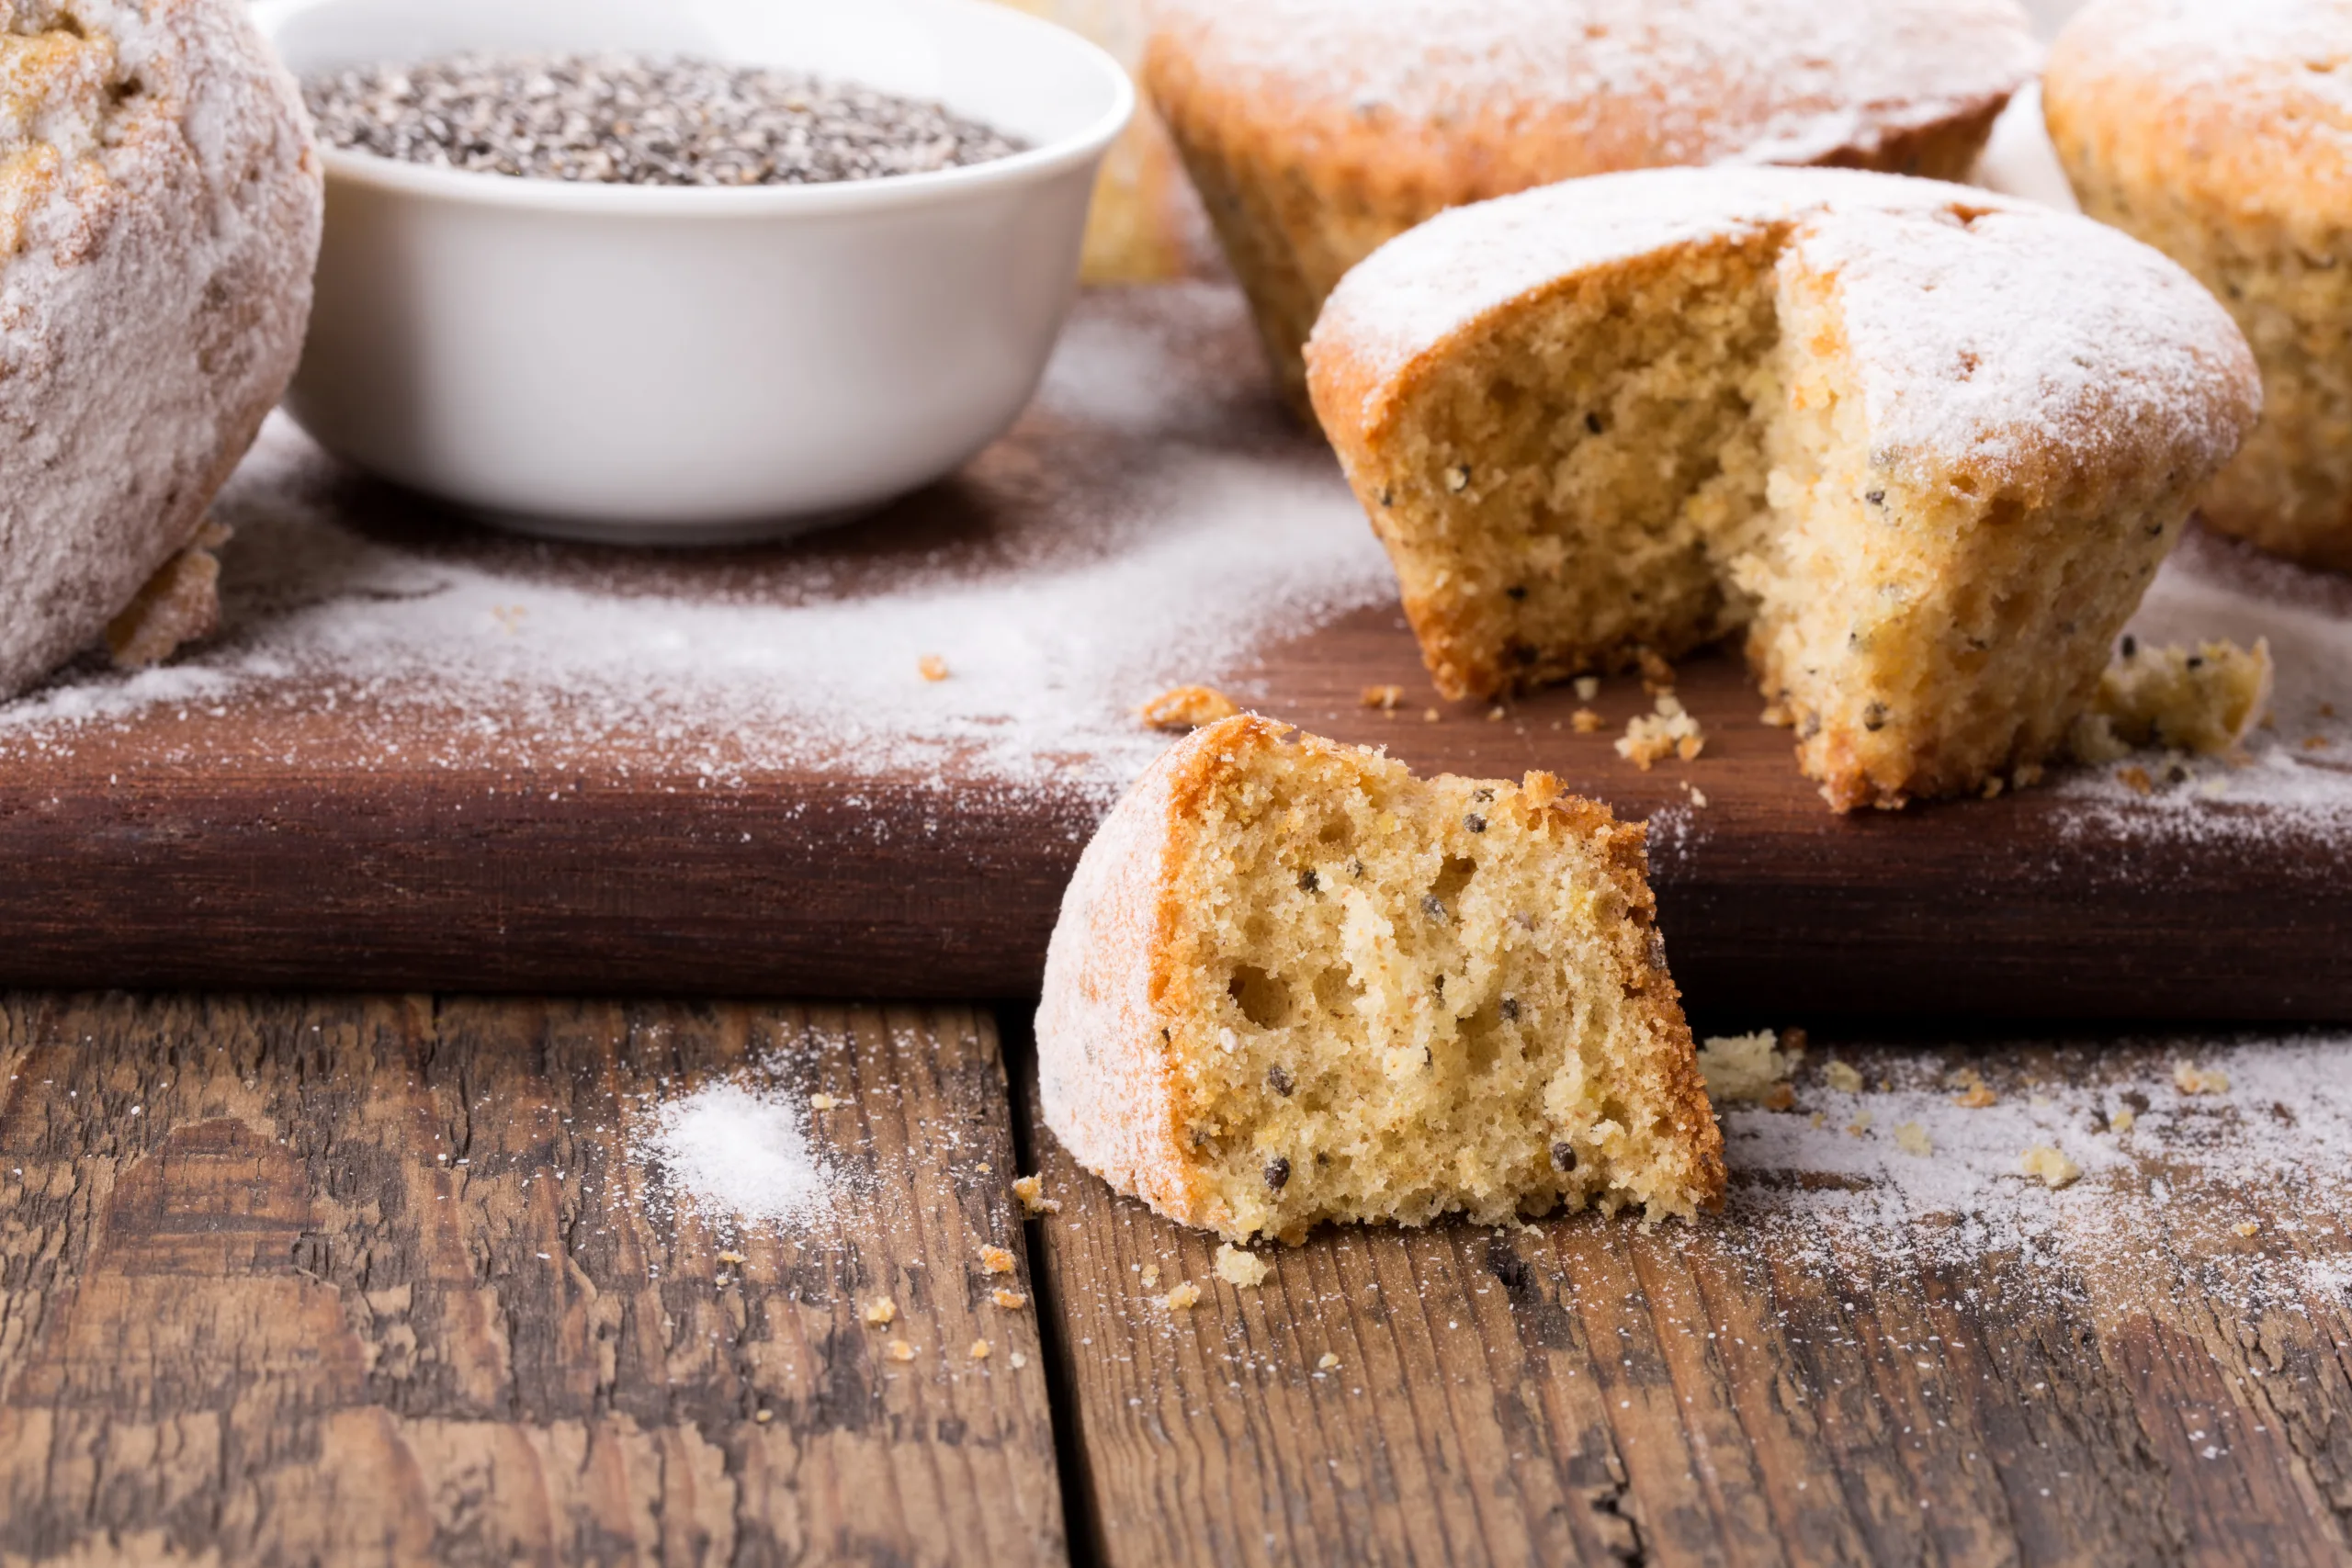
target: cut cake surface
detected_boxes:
[1036,715,1725,1244]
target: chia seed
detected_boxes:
[302,52,1026,187]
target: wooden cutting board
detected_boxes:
[1,285,2345,1019]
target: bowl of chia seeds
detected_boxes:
[254,0,1133,543]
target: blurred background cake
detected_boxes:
[2044,0,2352,572]
[1140,0,2040,410]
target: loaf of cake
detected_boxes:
[1306,167,2261,811]
[1144,0,2039,410]
[2044,0,2352,572]
[1036,714,1725,1244]
[0,0,322,699]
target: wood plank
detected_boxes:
[0,995,1066,1568]
[1021,1040,2352,1568]
[0,284,2344,1017]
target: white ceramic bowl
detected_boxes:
[255,0,1133,543]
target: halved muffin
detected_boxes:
[1036,715,1724,1244]
[1306,167,2260,810]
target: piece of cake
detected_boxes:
[1143,0,2039,410]
[0,0,322,699]
[2071,637,2274,762]
[2044,0,2352,573]
[1036,714,1725,1244]
[1306,167,2260,811]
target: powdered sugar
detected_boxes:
[642,1080,831,1228]
[1716,1032,2352,1313]
[1310,166,2256,496]
[1152,0,2036,174]
[0,286,1396,795]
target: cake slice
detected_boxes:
[1036,715,1724,1244]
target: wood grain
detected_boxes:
[0,286,2343,1017]
[0,996,1065,1568]
[1021,1045,2352,1568]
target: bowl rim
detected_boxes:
[254,0,1136,217]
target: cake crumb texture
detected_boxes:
[1036,714,1725,1244]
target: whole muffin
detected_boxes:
[2045,0,2352,573]
[0,0,322,699]
[1146,0,2040,411]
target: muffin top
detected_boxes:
[2045,0,2352,246]
[1147,0,2039,201]
[1307,166,2259,504]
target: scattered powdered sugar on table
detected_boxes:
[642,1080,832,1228]
[0,287,1396,795]
[1717,1032,2352,1313]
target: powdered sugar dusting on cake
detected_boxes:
[1311,166,2257,491]
[2053,0,2352,111]
[1153,0,2037,169]
[1790,202,2258,492]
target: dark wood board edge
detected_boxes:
[1,760,2345,1019]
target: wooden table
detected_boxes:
[4,994,2346,1566]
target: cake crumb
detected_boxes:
[978,1244,1017,1274]
[1010,1351,1029,1370]
[969,1338,991,1360]
[2020,1145,2082,1190]
[862,1296,898,1328]
[2073,637,2272,760]
[1012,1174,1060,1215]
[886,1339,917,1362]
[808,1092,839,1111]
[1215,1242,1272,1288]
[1894,1122,1933,1157]
[2175,1062,2231,1096]
[107,521,231,670]
[1163,1281,1202,1311]
[1138,684,1239,731]
[1139,1263,1160,1289]
[2112,1109,2137,1134]
[1317,1352,1340,1371]
[716,1250,748,1267]
[1847,1111,1874,1136]
[1636,647,1676,693]
[754,1408,773,1423]
[2233,1221,2261,1238]
[1422,707,1442,723]
[1696,1030,1804,1107]
[1486,705,1507,722]
[1361,684,1406,710]
[992,1288,1029,1311]
[1956,1085,1997,1109]
[1574,676,1600,701]
[1571,707,1603,734]
[1688,786,1709,807]
[1616,693,1705,769]
[918,653,951,682]
[1824,1062,1864,1094]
